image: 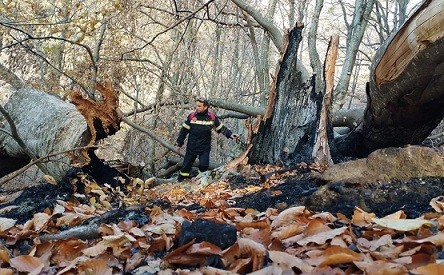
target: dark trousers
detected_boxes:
[178,150,210,182]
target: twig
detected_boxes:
[39,225,100,242]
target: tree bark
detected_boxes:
[249,25,325,165]
[336,0,444,157]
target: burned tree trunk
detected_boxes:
[249,25,330,165]
[336,0,444,157]
[250,0,444,164]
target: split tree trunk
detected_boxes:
[249,25,329,165]
[250,0,444,164]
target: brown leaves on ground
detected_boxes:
[1,166,444,274]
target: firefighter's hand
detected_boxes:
[175,146,181,154]
[231,134,240,142]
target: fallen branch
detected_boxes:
[122,116,184,157]
[39,224,100,242]
[38,207,149,242]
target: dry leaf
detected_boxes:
[304,218,331,236]
[355,260,408,274]
[82,242,108,257]
[369,234,393,251]
[32,213,51,232]
[236,220,269,230]
[319,246,363,267]
[186,241,222,255]
[372,218,433,231]
[0,218,16,232]
[9,255,44,275]
[227,258,252,274]
[352,207,376,226]
[297,227,347,246]
[271,223,305,240]
[0,268,13,275]
[271,206,307,228]
[222,238,266,272]
[0,249,10,263]
[77,258,113,275]
[268,250,314,273]
[383,210,407,220]
[51,239,87,265]
[411,263,444,274]
[430,196,444,212]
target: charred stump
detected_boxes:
[249,25,335,165]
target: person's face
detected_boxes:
[195,101,208,113]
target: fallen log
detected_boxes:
[0,82,122,181]
[0,88,90,180]
[336,0,444,157]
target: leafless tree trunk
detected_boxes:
[333,0,376,110]
[249,26,324,165]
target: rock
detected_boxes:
[317,146,444,183]
[178,219,237,250]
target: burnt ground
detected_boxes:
[1,171,444,223]
[229,175,444,218]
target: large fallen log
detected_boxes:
[0,88,90,180]
[0,82,122,181]
[336,0,444,157]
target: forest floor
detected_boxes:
[0,152,444,274]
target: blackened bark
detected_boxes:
[249,26,325,165]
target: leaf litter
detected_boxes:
[0,164,443,274]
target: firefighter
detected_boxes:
[175,98,239,182]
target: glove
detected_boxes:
[231,134,240,142]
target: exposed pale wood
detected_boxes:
[375,0,444,85]
[312,35,339,165]
[337,0,444,157]
[70,81,122,143]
